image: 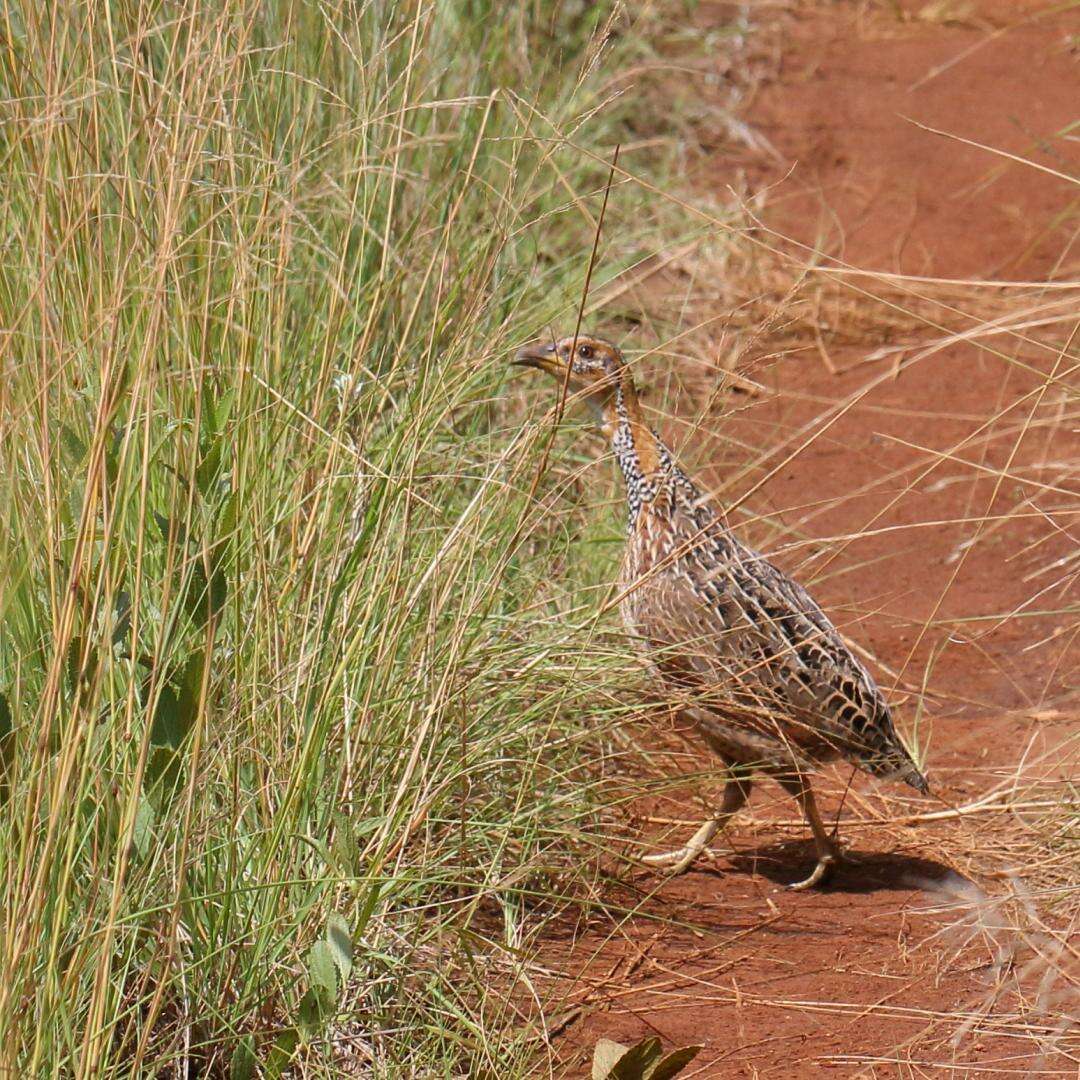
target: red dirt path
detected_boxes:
[541,2,1078,1076]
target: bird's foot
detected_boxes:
[641,843,719,875]
[786,851,837,891]
[641,819,724,875]
[785,836,866,890]
[834,843,865,866]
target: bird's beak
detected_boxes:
[512,341,562,374]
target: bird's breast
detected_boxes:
[619,505,675,620]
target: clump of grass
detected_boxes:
[0,2,699,1074]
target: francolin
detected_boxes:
[513,333,928,889]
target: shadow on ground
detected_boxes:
[725,841,966,894]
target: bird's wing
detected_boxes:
[630,499,925,787]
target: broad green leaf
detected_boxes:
[649,1045,704,1079]
[131,795,155,859]
[0,693,12,746]
[265,1026,298,1078]
[66,478,85,527]
[208,559,228,620]
[297,987,327,1035]
[111,590,132,647]
[184,561,209,626]
[66,635,94,688]
[150,685,184,748]
[147,651,205,796]
[196,434,227,496]
[151,649,205,749]
[212,388,236,433]
[611,1037,663,1079]
[326,913,352,981]
[103,425,121,487]
[185,557,228,627]
[145,745,182,799]
[308,939,337,1003]
[59,424,86,464]
[178,650,206,716]
[201,378,235,438]
[153,509,190,547]
[153,511,173,545]
[593,1039,631,1080]
[0,692,13,802]
[229,1035,256,1080]
[594,1036,695,1080]
[215,490,238,555]
[330,812,360,875]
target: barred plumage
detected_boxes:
[514,333,928,888]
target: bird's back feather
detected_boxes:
[620,451,928,792]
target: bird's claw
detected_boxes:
[641,844,719,875]
[784,837,865,890]
[786,852,837,891]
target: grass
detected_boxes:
[2,0,1077,1075]
[0,1,708,1074]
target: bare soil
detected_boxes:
[538,2,1079,1076]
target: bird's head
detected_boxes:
[511,333,628,423]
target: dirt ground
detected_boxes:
[538,2,1078,1076]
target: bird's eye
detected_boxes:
[578,344,593,359]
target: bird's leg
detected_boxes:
[643,770,752,875]
[777,773,839,890]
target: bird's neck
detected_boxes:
[602,376,676,528]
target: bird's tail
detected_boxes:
[864,712,930,793]
[893,762,930,794]
[875,749,929,794]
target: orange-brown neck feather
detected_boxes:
[602,370,661,477]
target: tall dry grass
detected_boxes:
[0,1,702,1074]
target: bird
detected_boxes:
[513,332,928,889]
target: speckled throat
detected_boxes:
[606,375,695,534]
